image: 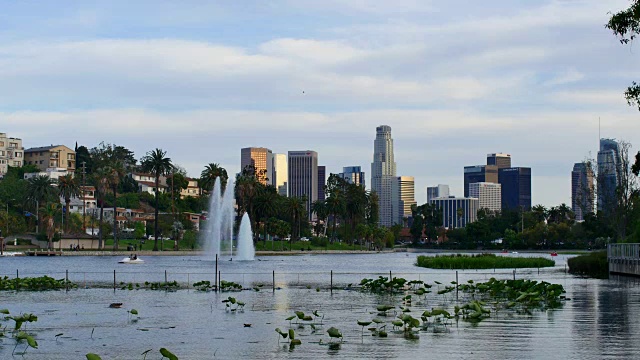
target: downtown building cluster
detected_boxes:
[240,125,416,226]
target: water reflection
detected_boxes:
[1,253,640,359]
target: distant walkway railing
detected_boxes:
[608,243,640,276]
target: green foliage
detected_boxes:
[567,251,608,279]
[360,276,407,294]
[0,275,75,291]
[416,254,555,269]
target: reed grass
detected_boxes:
[416,253,555,269]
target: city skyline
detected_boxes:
[1,1,638,206]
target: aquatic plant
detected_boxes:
[416,254,555,269]
[0,275,76,291]
[567,251,608,279]
[360,276,407,294]
[327,327,343,343]
[222,296,245,312]
[220,280,242,291]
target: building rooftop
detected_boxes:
[24,145,64,152]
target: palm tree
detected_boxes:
[285,196,306,247]
[199,163,228,193]
[141,148,174,251]
[41,203,60,250]
[57,174,80,233]
[312,200,328,237]
[92,168,109,250]
[325,194,344,242]
[105,160,125,250]
[253,187,279,244]
[26,175,56,232]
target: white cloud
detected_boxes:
[543,68,585,87]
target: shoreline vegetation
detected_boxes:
[416,253,556,269]
[567,251,608,279]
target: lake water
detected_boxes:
[1,252,639,359]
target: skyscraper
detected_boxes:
[572,162,594,221]
[429,197,479,229]
[597,138,621,214]
[427,184,450,203]
[463,165,497,196]
[392,176,417,225]
[340,166,365,187]
[317,166,326,202]
[288,150,318,220]
[487,153,512,169]
[469,182,502,212]
[498,167,531,210]
[240,147,272,185]
[272,153,288,196]
[371,125,397,226]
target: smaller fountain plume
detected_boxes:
[236,213,255,261]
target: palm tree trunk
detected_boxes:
[65,199,71,233]
[113,186,118,250]
[99,203,104,250]
[153,176,160,251]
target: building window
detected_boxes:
[0,151,4,156]
[39,160,43,164]
[0,141,3,146]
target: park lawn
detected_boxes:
[416,253,555,269]
[101,238,199,251]
[254,240,368,252]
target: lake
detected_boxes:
[1,252,638,359]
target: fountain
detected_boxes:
[203,177,255,261]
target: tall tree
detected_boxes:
[141,149,174,251]
[41,203,60,250]
[57,174,80,233]
[105,159,125,249]
[607,1,640,111]
[199,163,228,193]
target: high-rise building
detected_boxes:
[469,182,502,212]
[427,184,450,203]
[498,167,531,210]
[340,166,365,187]
[371,125,397,226]
[272,153,288,196]
[392,176,417,225]
[597,138,621,214]
[487,153,512,169]
[572,162,594,221]
[24,145,76,172]
[288,150,318,220]
[429,197,479,229]
[318,166,326,201]
[240,147,272,185]
[0,133,24,176]
[463,165,498,196]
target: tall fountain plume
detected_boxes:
[204,177,255,261]
[236,213,255,261]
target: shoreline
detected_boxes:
[2,247,589,257]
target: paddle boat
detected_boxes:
[550,252,558,256]
[118,255,144,264]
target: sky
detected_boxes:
[1,0,638,206]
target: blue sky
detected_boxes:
[1,0,638,205]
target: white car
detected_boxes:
[300,237,310,242]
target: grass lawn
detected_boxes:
[100,238,200,251]
[416,253,555,269]
[254,240,368,252]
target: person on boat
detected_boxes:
[132,254,137,260]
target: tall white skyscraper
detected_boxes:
[371,125,396,227]
[469,182,502,212]
[288,150,318,220]
[272,153,288,196]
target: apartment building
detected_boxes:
[0,133,24,176]
[24,145,76,172]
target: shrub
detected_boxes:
[416,253,555,269]
[567,251,608,279]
